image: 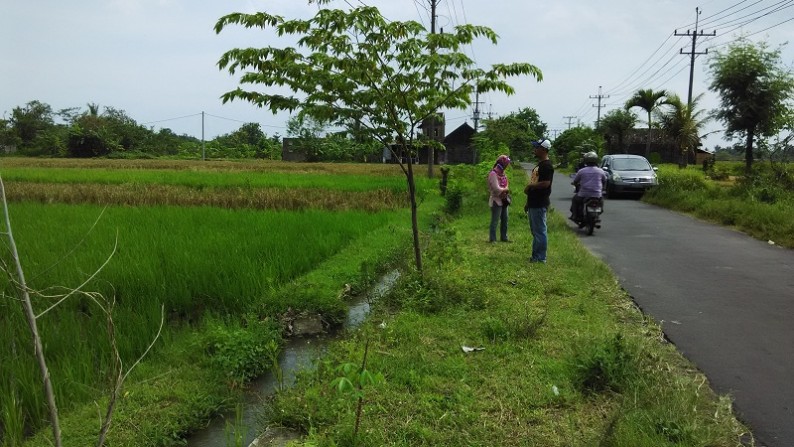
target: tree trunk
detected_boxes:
[646,113,652,158]
[745,130,754,175]
[427,146,434,179]
[406,157,423,274]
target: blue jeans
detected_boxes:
[489,204,509,242]
[527,207,547,262]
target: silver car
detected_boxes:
[600,154,658,196]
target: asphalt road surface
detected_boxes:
[540,167,793,447]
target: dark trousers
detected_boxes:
[489,204,508,242]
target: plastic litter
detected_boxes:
[461,346,485,353]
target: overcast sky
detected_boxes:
[2,0,792,148]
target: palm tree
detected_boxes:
[655,93,709,168]
[625,89,668,158]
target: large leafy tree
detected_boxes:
[625,88,668,158]
[655,93,709,168]
[598,109,636,154]
[10,100,55,146]
[476,107,547,161]
[709,40,794,174]
[553,126,605,166]
[215,3,541,272]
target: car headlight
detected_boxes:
[611,172,622,181]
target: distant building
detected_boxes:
[416,114,446,165]
[442,122,477,164]
[281,116,480,165]
[281,138,307,162]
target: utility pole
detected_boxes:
[201,111,205,161]
[590,86,609,128]
[563,116,576,129]
[675,7,715,107]
[473,88,482,132]
[427,0,440,178]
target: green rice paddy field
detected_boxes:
[0,158,435,446]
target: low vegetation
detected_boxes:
[260,163,750,446]
[644,161,794,248]
[0,159,434,446]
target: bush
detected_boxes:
[573,333,638,394]
[201,316,281,387]
[443,183,463,214]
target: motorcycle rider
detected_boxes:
[570,151,607,222]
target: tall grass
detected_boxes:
[644,164,794,247]
[0,167,412,192]
[3,182,407,211]
[0,201,405,444]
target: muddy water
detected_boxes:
[186,270,399,447]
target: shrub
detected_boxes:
[573,333,638,394]
[201,316,281,387]
[443,183,463,214]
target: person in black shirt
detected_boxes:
[524,139,554,263]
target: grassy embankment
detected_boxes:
[260,163,751,446]
[0,158,437,446]
[643,161,794,248]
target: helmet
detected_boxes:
[583,151,599,163]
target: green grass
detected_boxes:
[644,163,794,247]
[262,165,748,446]
[0,166,412,192]
[1,159,440,446]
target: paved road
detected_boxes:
[541,168,794,447]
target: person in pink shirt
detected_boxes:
[488,154,512,242]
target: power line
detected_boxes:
[140,113,201,125]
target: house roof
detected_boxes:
[443,122,475,144]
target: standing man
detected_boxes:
[524,139,554,263]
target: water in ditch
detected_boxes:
[186,270,400,447]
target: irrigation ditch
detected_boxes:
[186,270,401,447]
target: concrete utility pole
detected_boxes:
[201,111,205,161]
[675,7,715,107]
[427,0,441,178]
[473,88,482,132]
[563,116,576,129]
[590,86,609,128]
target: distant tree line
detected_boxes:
[0,100,283,159]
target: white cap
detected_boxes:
[532,139,551,150]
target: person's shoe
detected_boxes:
[529,258,546,264]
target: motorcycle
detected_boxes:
[570,174,604,235]
[576,196,603,236]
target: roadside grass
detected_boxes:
[643,163,794,248]
[263,165,749,446]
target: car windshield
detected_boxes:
[611,158,651,171]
